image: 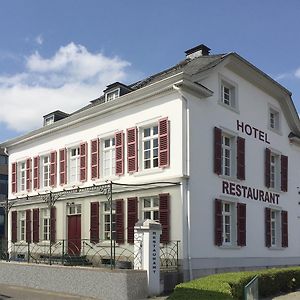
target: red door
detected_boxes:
[68,215,81,255]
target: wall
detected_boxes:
[0,262,148,300]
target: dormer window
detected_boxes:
[44,115,54,126]
[105,89,120,102]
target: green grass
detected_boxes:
[168,267,300,300]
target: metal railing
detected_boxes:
[244,275,259,300]
[0,238,180,271]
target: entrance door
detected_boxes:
[67,215,81,255]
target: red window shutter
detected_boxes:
[59,148,67,185]
[91,139,100,180]
[26,209,31,243]
[159,193,170,244]
[90,202,99,243]
[265,207,271,247]
[33,156,40,190]
[281,155,288,192]
[50,151,57,187]
[237,137,245,180]
[237,203,246,246]
[265,148,271,188]
[50,207,56,243]
[281,210,288,247]
[127,197,138,244]
[215,199,223,246]
[80,142,88,182]
[115,131,124,176]
[127,127,138,173]
[158,117,170,168]
[11,211,17,243]
[116,199,125,244]
[26,158,32,192]
[214,127,222,175]
[33,208,39,243]
[12,162,17,194]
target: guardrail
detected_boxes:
[0,238,180,271]
[244,275,258,300]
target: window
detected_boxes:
[215,199,246,247]
[0,155,8,165]
[269,107,280,132]
[105,89,120,102]
[141,196,159,221]
[221,133,236,177]
[19,211,26,241]
[18,161,26,192]
[44,115,54,126]
[102,137,116,177]
[142,125,159,170]
[41,155,50,188]
[41,209,50,241]
[270,152,280,190]
[265,208,287,248]
[220,79,237,110]
[69,147,80,183]
[67,204,81,215]
[102,202,116,240]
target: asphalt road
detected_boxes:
[0,284,95,300]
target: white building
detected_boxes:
[2,44,300,280]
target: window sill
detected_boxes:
[218,245,242,250]
[133,168,164,177]
[218,174,240,183]
[267,187,282,194]
[268,126,282,136]
[218,101,240,114]
[268,246,285,250]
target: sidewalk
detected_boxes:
[264,291,300,299]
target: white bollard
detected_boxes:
[134,219,162,296]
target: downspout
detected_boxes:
[173,84,193,280]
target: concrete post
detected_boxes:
[134,219,162,296]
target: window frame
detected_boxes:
[140,196,159,222]
[105,88,120,102]
[140,124,159,171]
[269,208,282,248]
[268,104,281,134]
[41,154,51,189]
[41,208,50,241]
[218,75,239,112]
[17,161,27,193]
[101,137,116,178]
[19,211,26,242]
[68,147,80,184]
[269,150,281,191]
[44,115,54,126]
[102,201,116,241]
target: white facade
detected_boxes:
[3,45,300,280]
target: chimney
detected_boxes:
[185,44,211,59]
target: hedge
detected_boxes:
[168,267,300,300]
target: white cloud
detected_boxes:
[295,68,300,79]
[35,35,43,45]
[0,43,134,133]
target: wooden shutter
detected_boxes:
[50,207,56,243]
[26,209,31,243]
[12,162,17,194]
[91,139,99,180]
[127,127,138,173]
[214,127,222,175]
[158,117,170,168]
[159,193,170,244]
[127,197,138,244]
[281,155,288,192]
[33,156,40,190]
[11,211,17,243]
[237,137,245,180]
[80,142,88,182]
[115,131,124,176]
[50,151,57,187]
[90,202,99,243]
[59,148,67,185]
[237,203,246,246]
[33,208,39,243]
[265,207,271,247]
[26,158,32,192]
[116,199,125,244]
[281,210,288,247]
[214,199,223,246]
[265,148,271,188]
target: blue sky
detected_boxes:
[1,0,300,142]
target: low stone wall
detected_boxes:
[0,262,148,300]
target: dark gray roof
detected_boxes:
[71,54,226,116]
